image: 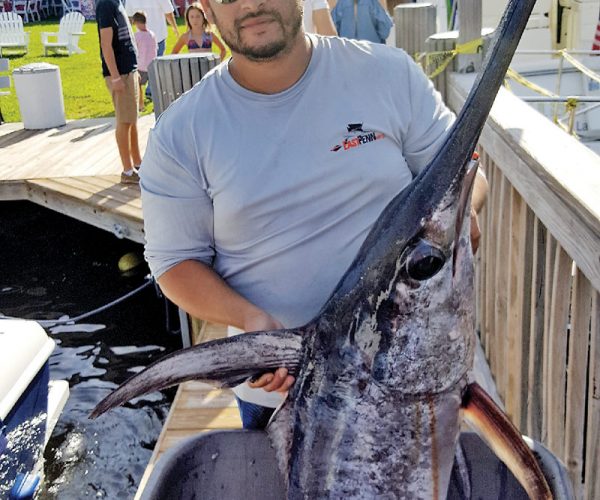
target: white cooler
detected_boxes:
[12,63,66,129]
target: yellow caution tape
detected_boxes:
[505,68,557,98]
[424,38,483,78]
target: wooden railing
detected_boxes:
[447,73,600,499]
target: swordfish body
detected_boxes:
[91,0,551,498]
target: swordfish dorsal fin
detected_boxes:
[90,329,304,419]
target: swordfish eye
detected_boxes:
[404,240,446,281]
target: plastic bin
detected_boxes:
[140,430,575,499]
[12,63,66,129]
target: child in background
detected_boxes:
[132,11,157,112]
[171,3,226,61]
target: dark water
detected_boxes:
[0,201,182,499]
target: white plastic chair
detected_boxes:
[27,0,41,22]
[11,0,30,22]
[61,0,80,14]
[41,11,85,55]
[0,11,29,56]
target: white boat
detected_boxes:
[0,319,69,499]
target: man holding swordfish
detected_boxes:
[139,0,488,428]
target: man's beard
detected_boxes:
[213,3,302,61]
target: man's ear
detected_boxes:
[200,0,216,25]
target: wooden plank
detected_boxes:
[494,175,511,398]
[584,292,600,500]
[505,188,529,428]
[546,244,572,457]
[26,177,142,219]
[541,232,557,442]
[457,0,483,73]
[166,407,242,430]
[0,116,154,181]
[0,179,26,200]
[527,217,546,441]
[24,179,144,244]
[42,175,143,209]
[564,269,592,498]
[485,161,500,367]
[178,389,238,409]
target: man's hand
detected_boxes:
[243,311,294,393]
[470,207,481,254]
[249,367,295,394]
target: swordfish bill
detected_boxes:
[91,0,550,498]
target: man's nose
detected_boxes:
[236,0,267,14]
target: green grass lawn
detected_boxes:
[0,17,189,122]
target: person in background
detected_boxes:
[126,0,179,57]
[303,0,337,35]
[331,0,393,44]
[132,11,158,112]
[95,0,141,184]
[126,0,179,97]
[171,2,227,60]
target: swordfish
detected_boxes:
[91,0,552,497]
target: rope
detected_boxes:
[0,277,154,328]
[560,50,600,85]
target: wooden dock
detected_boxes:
[0,115,154,242]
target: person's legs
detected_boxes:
[157,38,165,56]
[235,397,275,430]
[115,122,134,171]
[138,83,144,111]
[130,122,142,167]
[106,72,140,182]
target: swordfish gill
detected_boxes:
[91,0,552,498]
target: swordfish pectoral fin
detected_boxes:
[89,329,304,419]
[461,382,553,500]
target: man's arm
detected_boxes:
[99,27,125,92]
[165,12,179,37]
[312,8,337,35]
[157,260,295,393]
[158,259,281,332]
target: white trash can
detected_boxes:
[13,63,66,129]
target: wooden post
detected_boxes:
[457,0,482,73]
[386,0,412,16]
[393,3,437,57]
[424,31,458,102]
[148,53,220,118]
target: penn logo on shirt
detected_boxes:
[331,123,385,152]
